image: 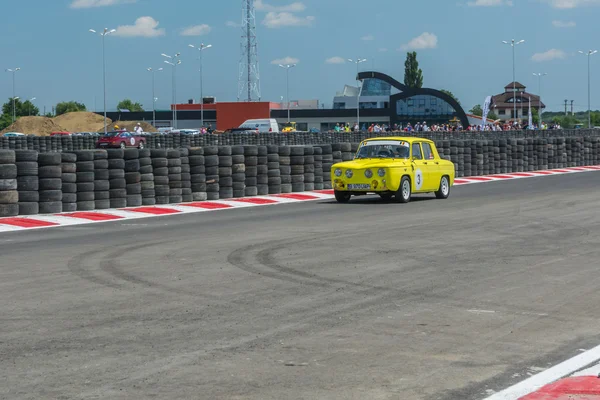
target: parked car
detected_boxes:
[50,131,72,137]
[331,137,455,203]
[3,132,25,137]
[238,118,280,133]
[96,131,146,149]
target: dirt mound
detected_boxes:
[54,112,112,133]
[1,116,66,136]
[98,120,157,133]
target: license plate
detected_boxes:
[348,184,371,190]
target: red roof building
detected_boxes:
[491,82,545,121]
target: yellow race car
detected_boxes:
[331,137,455,203]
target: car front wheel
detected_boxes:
[334,190,351,203]
[120,142,126,149]
[138,141,145,149]
[435,176,450,199]
[395,176,411,203]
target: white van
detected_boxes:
[238,119,280,133]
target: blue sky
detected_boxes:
[2,0,600,114]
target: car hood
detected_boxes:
[333,159,410,169]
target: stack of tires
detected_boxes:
[320,145,333,189]
[279,146,291,193]
[313,146,324,190]
[93,150,110,209]
[167,149,182,204]
[243,146,258,197]
[74,151,94,211]
[232,146,246,198]
[38,153,63,214]
[15,150,39,215]
[341,143,353,162]
[180,148,193,202]
[151,149,169,205]
[124,149,142,207]
[332,144,343,166]
[204,146,219,201]
[218,146,233,199]
[0,150,18,217]
[61,153,78,212]
[108,149,127,209]
[189,148,207,201]
[256,146,269,196]
[290,147,305,192]
[139,149,155,206]
[303,146,315,192]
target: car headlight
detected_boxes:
[345,169,353,178]
[378,168,386,177]
[364,169,373,178]
[334,168,342,177]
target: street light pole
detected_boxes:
[348,58,367,130]
[579,50,598,129]
[278,64,296,123]
[533,73,547,128]
[147,67,163,128]
[502,39,525,124]
[162,53,181,130]
[189,44,212,128]
[5,68,21,123]
[90,28,115,135]
[28,97,36,116]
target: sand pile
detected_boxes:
[1,116,66,136]
[98,120,156,133]
[54,112,112,133]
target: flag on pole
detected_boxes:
[481,96,492,129]
[528,97,533,129]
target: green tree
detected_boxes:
[117,99,144,112]
[55,101,87,116]
[551,115,580,129]
[0,113,13,131]
[591,111,600,126]
[1,98,40,118]
[403,52,423,89]
[469,104,483,116]
[487,111,498,121]
[440,90,461,106]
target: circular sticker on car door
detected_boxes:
[130,137,135,146]
[415,169,423,190]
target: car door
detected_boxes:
[411,142,434,192]
[421,142,441,190]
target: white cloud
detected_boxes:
[361,34,375,41]
[552,20,576,27]
[467,0,513,5]
[226,21,241,28]
[543,0,600,7]
[262,12,315,28]
[113,16,165,38]
[271,56,299,65]
[325,56,345,64]
[531,49,567,62]
[255,0,306,12]
[400,32,438,51]
[181,24,211,36]
[70,0,136,8]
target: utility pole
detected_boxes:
[571,100,574,116]
[502,39,525,121]
[579,50,598,128]
[564,99,568,116]
[348,58,367,129]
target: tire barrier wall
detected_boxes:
[0,137,599,217]
[2,129,600,152]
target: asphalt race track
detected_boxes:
[2,173,600,400]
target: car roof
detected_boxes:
[362,136,434,144]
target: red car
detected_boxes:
[50,131,72,137]
[96,131,146,149]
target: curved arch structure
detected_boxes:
[357,71,470,128]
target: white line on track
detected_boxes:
[482,343,600,399]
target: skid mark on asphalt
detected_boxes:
[67,247,123,289]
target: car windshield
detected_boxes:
[102,132,121,137]
[355,140,411,159]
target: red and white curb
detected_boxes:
[0,165,599,233]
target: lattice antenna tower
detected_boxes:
[237,0,261,102]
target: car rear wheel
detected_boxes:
[378,193,393,201]
[395,176,411,203]
[334,190,351,203]
[120,142,126,149]
[138,141,145,149]
[435,176,450,199]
